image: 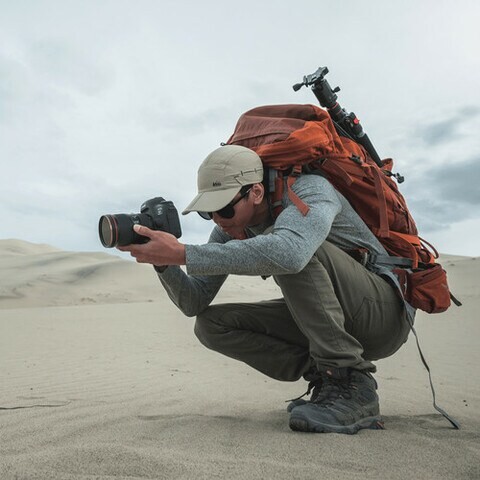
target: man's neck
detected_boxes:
[248,199,271,227]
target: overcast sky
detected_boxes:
[1,0,479,256]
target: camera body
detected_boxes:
[98,197,182,248]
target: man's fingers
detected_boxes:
[117,245,139,252]
[133,224,154,238]
[115,226,177,266]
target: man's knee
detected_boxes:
[194,307,224,351]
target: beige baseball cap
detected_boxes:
[182,145,264,215]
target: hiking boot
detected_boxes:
[287,398,308,412]
[289,369,384,434]
[286,377,324,413]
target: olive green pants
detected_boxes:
[194,241,410,381]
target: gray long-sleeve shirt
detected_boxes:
[157,174,412,318]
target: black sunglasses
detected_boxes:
[199,187,251,220]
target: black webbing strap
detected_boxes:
[405,314,460,429]
[368,253,413,268]
[450,292,463,307]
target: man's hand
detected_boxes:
[117,225,186,267]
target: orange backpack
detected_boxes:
[226,103,457,314]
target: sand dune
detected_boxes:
[1,239,479,479]
[0,239,164,308]
[0,239,280,309]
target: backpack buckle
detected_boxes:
[291,165,302,177]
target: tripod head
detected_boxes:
[293,67,341,110]
[293,66,403,181]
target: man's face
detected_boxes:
[211,184,264,239]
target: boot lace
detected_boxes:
[313,375,357,406]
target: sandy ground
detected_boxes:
[1,239,479,479]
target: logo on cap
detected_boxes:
[212,181,222,187]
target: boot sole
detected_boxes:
[289,413,384,434]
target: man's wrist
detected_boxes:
[177,244,186,266]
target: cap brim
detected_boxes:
[182,186,242,215]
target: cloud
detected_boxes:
[405,197,471,233]
[428,156,480,204]
[0,54,72,128]
[401,155,480,236]
[382,102,480,237]
[27,38,115,96]
[418,118,459,146]
[127,78,287,139]
[412,106,480,147]
[135,105,238,137]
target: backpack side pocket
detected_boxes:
[395,264,451,314]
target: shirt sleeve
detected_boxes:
[155,226,229,317]
[185,175,342,276]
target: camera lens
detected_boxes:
[98,214,135,248]
[100,216,113,243]
[98,213,152,248]
[99,215,118,248]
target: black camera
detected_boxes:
[98,197,182,248]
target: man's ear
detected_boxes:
[251,183,265,205]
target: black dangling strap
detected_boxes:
[406,315,460,429]
[450,292,462,307]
